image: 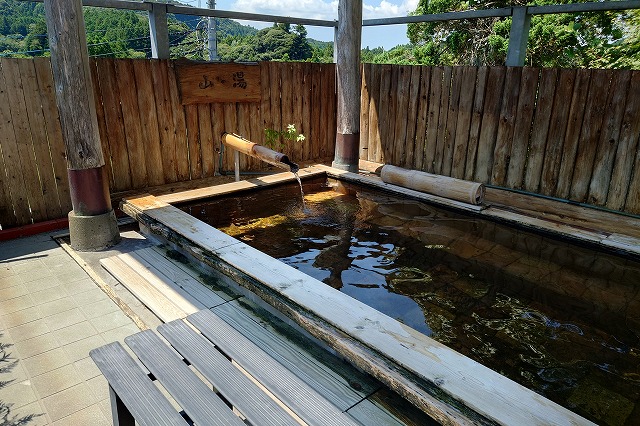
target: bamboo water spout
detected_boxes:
[222,133,299,174]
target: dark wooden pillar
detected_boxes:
[332,0,362,173]
[44,0,119,250]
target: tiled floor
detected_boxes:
[0,232,140,425]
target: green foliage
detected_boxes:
[406,0,637,68]
[264,124,305,151]
[217,23,313,62]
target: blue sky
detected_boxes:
[180,0,419,49]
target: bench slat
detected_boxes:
[125,330,245,426]
[213,301,375,408]
[187,309,362,426]
[159,319,300,426]
[89,342,187,426]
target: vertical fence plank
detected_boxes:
[269,62,282,152]
[97,58,132,191]
[211,103,225,175]
[569,69,612,202]
[464,66,488,181]
[115,59,148,189]
[167,62,189,182]
[280,63,294,160]
[33,58,69,215]
[474,66,505,183]
[222,103,238,171]
[260,61,272,143]
[392,66,411,166]
[491,67,522,186]
[506,67,539,189]
[424,67,443,173]
[185,104,201,179]
[151,59,178,184]
[523,68,557,192]
[292,63,304,163]
[367,64,382,163]
[89,58,115,190]
[0,60,26,226]
[555,69,591,199]
[17,59,62,219]
[451,67,476,179]
[329,64,337,160]
[132,59,165,187]
[300,63,312,163]
[413,66,431,171]
[385,66,399,164]
[199,104,216,177]
[34,58,71,214]
[441,66,463,176]
[377,64,392,163]
[587,69,632,206]
[237,103,252,170]
[310,63,322,162]
[403,65,421,169]
[360,63,371,162]
[539,69,576,196]
[607,71,640,211]
[433,66,452,175]
[2,59,47,222]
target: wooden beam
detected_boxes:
[332,0,362,172]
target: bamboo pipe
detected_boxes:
[221,133,299,173]
[380,165,485,205]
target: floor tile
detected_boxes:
[7,318,49,343]
[30,285,70,306]
[99,324,140,345]
[23,275,63,293]
[30,364,83,399]
[89,310,134,334]
[3,401,49,426]
[0,358,27,385]
[16,266,54,285]
[56,268,93,284]
[80,299,119,319]
[0,284,32,302]
[52,403,109,426]
[73,356,102,382]
[62,277,99,295]
[62,334,106,363]
[2,294,36,314]
[46,308,86,332]
[0,273,23,289]
[87,374,110,402]
[23,348,72,377]
[14,333,60,359]
[52,321,98,347]
[1,305,42,329]
[71,288,109,306]
[38,297,76,318]
[42,382,97,422]
[0,380,38,409]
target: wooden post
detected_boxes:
[506,7,531,66]
[44,0,119,250]
[148,2,170,60]
[332,0,362,173]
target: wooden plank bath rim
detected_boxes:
[121,180,594,426]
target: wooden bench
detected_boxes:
[90,308,363,426]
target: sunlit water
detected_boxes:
[182,180,640,425]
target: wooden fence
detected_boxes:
[2,58,640,230]
[360,64,640,214]
[0,58,336,229]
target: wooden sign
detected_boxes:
[175,61,261,105]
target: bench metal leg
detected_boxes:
[110,385,135,426]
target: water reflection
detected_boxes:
[182,182,640,425]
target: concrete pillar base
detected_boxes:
[68,209,120,251]
[331,161,359,173]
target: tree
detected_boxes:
[407,0,631,68]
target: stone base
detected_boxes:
[68,209,120,251]
[331,161,359,173]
